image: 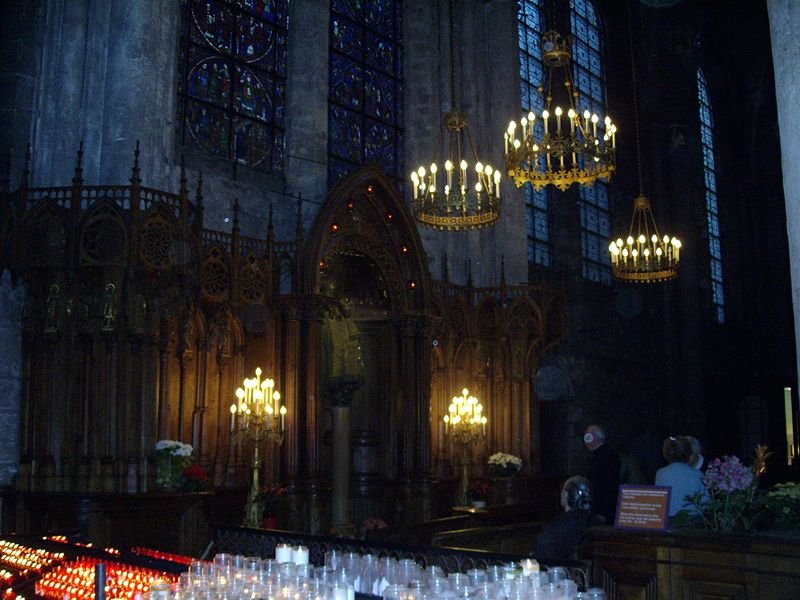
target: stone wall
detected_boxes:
[0,273,22,486]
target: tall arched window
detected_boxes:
[518,0,551,267]
[328,0,404,188]
[697,68,725,323]
[177,0,289,172]
[571,0,612,284]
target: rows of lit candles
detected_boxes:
[410,159,502,203]
[505,107,616,169]
[230,367,286,434]
[0,540,63,575]
[443,388,487,436]
[608,234,681,267]
[35,557,178,599]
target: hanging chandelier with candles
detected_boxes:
[609,0,681,283]
[609,195,681,282]
[410,0,501,231]
[504,30,617,192]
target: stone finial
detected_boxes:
[130,140,141,185]
[267,201,274,240]
[195,171,204,208]
[72,141,84,186]
[21,142,31,189]
[295,193,304,242]
[179,154,187,197]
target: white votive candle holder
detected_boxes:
[275,543,293,563]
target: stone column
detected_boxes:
[768,0,800,399]
[331,402,351,535]
[284,0,329,229]
[327,375,363,537]
[282,302,302,480]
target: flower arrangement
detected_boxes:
[470,480,489,502]
[181,463,208,492]
[488,452,523,477]
[686,445,772,532]
[155,440,194,490]
[155,440,193,457]
[360,516,388,539]
[259,483,287,514]
[764,482,800,530]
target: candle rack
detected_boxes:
[231,367,287,528]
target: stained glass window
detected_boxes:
[697,68,725,323]
[178,0,289,172]
[571,0,612,285]
[328,0,403,187]
[518,0,551,267]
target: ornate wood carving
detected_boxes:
[2,152,565,530]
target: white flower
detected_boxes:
[488,452,523,470]
[155,439,193,457]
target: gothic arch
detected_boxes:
[304,165,430,311]
[78,200,128,266]
[19,200,66,268]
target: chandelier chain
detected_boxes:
[410,0,501,230]
[628,0,644,197]
[449,0,457,110]
[608,0,682,283]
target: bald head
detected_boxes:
[583,424,606,451]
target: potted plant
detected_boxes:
[685,445,772,532]
[259,482,286,528]
[154,440,194,490]
[488,452,523,477]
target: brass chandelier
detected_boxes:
[504,30,617,191]
[609,0,681,283]
[410,0,501,231]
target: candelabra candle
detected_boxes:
[232,367,284,439]
[444,388,487,442]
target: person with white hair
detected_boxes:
[686,435,704,470]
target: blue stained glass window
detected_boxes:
[328,0,403,187]
[571,0,611,285]
[698,68,725,323]
[178,0,289,172]
[518,0,551,268]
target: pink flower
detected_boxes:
[703,456,754,492]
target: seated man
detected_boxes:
[533,476,600,560]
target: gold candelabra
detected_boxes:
[443,388,487,506]
[231,367,286,528]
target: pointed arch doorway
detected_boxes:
[304,166,434,524]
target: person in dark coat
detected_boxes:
[533,476,600,560]
[584,424,621,524]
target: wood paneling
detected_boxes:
[584,527,800,600]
